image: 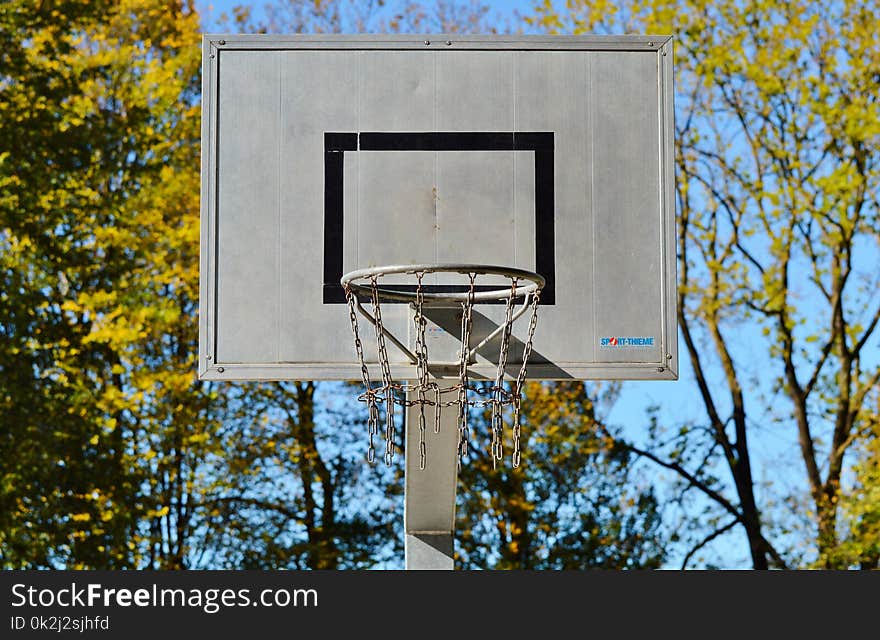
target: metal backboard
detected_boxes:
[199,34,677,381]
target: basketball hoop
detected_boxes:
[341,264,544,470]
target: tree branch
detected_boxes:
[681,518,738,569]
[599,424,742,523]
[204,495,301,521]
[805,338,835,398]
[854,303,880,356]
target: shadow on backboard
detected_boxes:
[422,307,572,379]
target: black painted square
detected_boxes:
[323,131,555,305]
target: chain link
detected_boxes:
[368,276,397,465]
[413,272,429,470]
[511,290,541,468]
[344,284,380,465]
[456,273,476,463]
[490,279,518,467]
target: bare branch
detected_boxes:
[681,519,738,569]
[804,339,835,398]
[678,310,738,464]
[850,368,880,419]
[853,303,880,356]
[599,423,742,523]
[684,168,766,275]
[204,495,301,521]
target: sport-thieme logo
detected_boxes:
[600,336,655,347]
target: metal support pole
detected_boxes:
[404,387,459,570]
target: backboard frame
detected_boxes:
[198,34,677,382]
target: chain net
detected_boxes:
[343,268,541,470]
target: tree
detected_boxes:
[0,0,223,568]
[191,382,403,569]
[457,382,666,569]
[529,0,880,567]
